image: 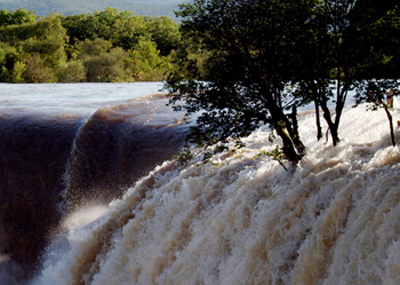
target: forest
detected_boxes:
[0,7,181,83]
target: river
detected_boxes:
[1,83,400,284]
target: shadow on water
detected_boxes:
[0,115,81,284]
[0,110,187,284]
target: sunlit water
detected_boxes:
[1,83,400,284]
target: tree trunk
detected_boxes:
[319,97,340,146]
[379,97,396,146]
[262,85,305,165]
[275,124,303,164]
[314,96,323,141]
[270,108,305,165]
[289,105,306,156]
[385,107,396,147]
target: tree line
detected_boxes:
[0,7,181,83]
[166,0,400,166]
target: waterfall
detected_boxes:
[34,99,400,285]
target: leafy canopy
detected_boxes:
[166,0,400,165]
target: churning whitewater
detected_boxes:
[33,96,400,284]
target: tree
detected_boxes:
[143,16,181,56]
[351,2,400,147]
[130,36,171,81]
[0,8,178,83]
[295,0,360,147]
[61,8,147,49]
[0,16,68,68]
[76,38,113,57]
[83,47,136,82]
[61,13,101,45]
[61,8,181,55]
[166,0,319,164]
[0,8,37,27]
[355,79,399,146]
[301,0,400,146]
[21,53,57,83]
[0,44,23,82]
[56,60,86,82]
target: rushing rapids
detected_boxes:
[1,83,400,284]
[35,96,400,284]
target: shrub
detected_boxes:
[131,36,170,81]
[57,61,86,83]
[77,38,112,57]
[83,47,136,82]
[22,53,56,83]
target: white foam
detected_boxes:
[37,100,400,284]
[62,204,109,231]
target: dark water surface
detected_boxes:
[0,83,187,284]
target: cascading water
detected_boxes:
[36,96,400,284]
[63,94,188,208]
[0,114,80,282]
[1,83,400,284]
[0,83,188,284]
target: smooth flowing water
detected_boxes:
[0,83,188,284]
[1,83,400,284]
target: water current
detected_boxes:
[0,83,188,284]
[1,83,400,284]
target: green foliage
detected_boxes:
[62,8,139,47]
[110,13,147,50]
[8,61,25,83]
[89,8,136,44]
[298,0,400,146]
[130,36,170,81]
[83,47,136,82]
[174,148,194,166]
[168,38,212,80]
[0,16,65,44]
[61,8,181,54]
[0,44,23,81]
[0,16,68,68]
[21,53,57,83]
[77,37,138,82]
[254,146,288,171]
[0,8,180,83]
[56,61,86,82]
[143,16,181,56]
[77,38,112,57]
[166,0,400,165]
[0,8,37,27]
[167,0,309,163]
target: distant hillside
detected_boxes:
[0,0,184,19]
